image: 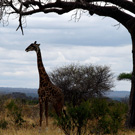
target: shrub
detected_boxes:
[53,99,128,135]
[0,119,8,129]
[90,98,109,119]
[54,101,91,135]
[6,99,26,126]
[96,101,128,134]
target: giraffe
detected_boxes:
[25,41,64,127]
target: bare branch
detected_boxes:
[16,14,24,35]
[0,0,134,34]
[15,2,24,34]
[113,23,121,30]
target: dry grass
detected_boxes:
[1,125,135,135]
[1,117,135,135]
[119,130,135,135]
[0,118,65,135]
[0,127,64,135]
[0,101,65,135]
[1,99,135,135]
[1,116,135,135]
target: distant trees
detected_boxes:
[49,64,114,105]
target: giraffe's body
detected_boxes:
[25,41,64,127]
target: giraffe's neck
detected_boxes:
[36,49,50,85]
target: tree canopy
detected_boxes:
[49,64,114,105]
[118,73,132,81]
[0,0,135,35]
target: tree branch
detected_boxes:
[86,0,135,14]
[21,1,133,28]
[2,0,134,34]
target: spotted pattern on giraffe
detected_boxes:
[25,41,64,127]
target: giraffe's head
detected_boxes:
[25,41,40,53]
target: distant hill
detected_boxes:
[0,87,38,97]
[105,91,130,101]
[0,87,130,100]
[105,91,130,98]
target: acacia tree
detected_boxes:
[1,0,135,127]
[118,73,132,81]
[49,64,114,105]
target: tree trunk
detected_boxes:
[127,33,135,128]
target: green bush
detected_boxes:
[6,99,26,126]
[54,101,91,135]
[93,100,128,134]
[68,101,92,135]
[53,99,128,135]
[90,98,109,119]
[109,102,127,134]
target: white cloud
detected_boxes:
[1,12,131,49]
[0,12,132,90]
[84,57,100,64]
[0,44,132,89]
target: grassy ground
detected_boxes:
[0,128,64,135]
[1,99,135,135]
[0,118,65,135]
[0,99,64,135]
[1,124,135,135]
[1,116,135,135]
[0,127,64,135]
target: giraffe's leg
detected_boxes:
[39,102,43,127]
[45,98,48,126]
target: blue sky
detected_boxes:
[0,11,132,91]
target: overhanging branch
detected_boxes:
[1,0,134,34]
[86,0,135,14]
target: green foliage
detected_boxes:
[55,111,72,135]
[90,98,109,119]
[6,99,26,126]
[90,99,127,134]
[6,100,18,112]
[0,119,8,129]
[54,101,91,135]
[53,99,128,135]
[117,73,132,81]
[109,103,127,134]
[26,99,38,105]
[68,101,91,135]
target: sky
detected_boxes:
[0,10,132,91]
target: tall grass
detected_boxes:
[0,119,65,135]
[0,98,64,135]
[0,119,135,135]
